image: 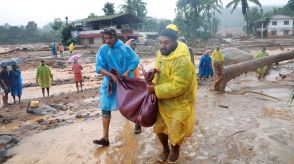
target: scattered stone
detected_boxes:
[0,118,12,124]
[0,136,12,145]
[76,112,90,118]
[219,105,229,108]
[49,103,65,111]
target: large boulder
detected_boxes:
[222,48,253,65]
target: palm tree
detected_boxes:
[226,0,261,38]
[201,0,223,36]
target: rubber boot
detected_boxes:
[157,133,170,162]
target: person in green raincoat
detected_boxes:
[146,29,197,163]
[255,47,270,79]
[36,60,53,97]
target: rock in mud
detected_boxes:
[222,48,253,65]
[49,103,64,110]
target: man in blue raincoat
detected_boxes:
[198,50,214,80]
[94,27,140,146]
[9,65,22,104]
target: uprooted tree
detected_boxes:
[214,51,294,92]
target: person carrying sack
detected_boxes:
[146,28,197,163]
[94,27,140,146]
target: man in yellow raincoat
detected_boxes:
[211,46,224,79]
[146,28,197,163]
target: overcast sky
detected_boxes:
[0,0,289,27]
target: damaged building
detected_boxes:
[255,15,294,38]
[72,13,143,45]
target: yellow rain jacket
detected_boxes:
[153,41,197,145]
[255,51,269,74]
[69,43,74,53]
[211,50,224,63]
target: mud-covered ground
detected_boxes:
[0,44,294,164]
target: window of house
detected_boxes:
[272,21,277,25]
[272,31,277,35]
[284,21,289,25]
[284,30,289,35]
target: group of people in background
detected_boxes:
[198,46,224,81]
[0,42,78,107]
[50,43,71,58]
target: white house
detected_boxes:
[255,15,293,38]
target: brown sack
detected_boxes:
[110,68,158,127]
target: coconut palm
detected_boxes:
[201,0,223,36]
[226,0,261,38]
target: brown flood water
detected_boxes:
[6,112,140,164]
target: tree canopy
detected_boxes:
[226,0,262,37]
[103,2,115,15]
[120,0,147,20]
[174,0,222,41]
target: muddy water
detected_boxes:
[6,112,133,164]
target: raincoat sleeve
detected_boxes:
[36,67,39,80]
[199,56,203,68]
[126,46,140,71]
[48,67,52,78]
[95,47,107,74]
[155,57,194,99]
[220,51,224,62]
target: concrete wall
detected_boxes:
[268,18,293,38]
[79,37,103,46]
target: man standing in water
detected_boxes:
[36,60,53,97]
[146,28,197,163]
[94,27,139,146]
